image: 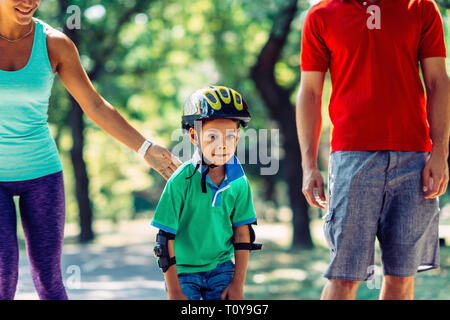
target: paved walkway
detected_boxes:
[15,220,167,300]
[14,219,289,300]
[13,211,450,300]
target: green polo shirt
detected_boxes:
[151,150,257,274]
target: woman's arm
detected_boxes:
[47,29,181,179]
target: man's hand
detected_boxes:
[220,280,244,300]
[302,167,327,209]
[422,150,449,199]
[144,144,182,180]
[168,289,189,300]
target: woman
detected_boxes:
[0,0,181,299]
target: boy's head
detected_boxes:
[182,86,251,166]
[189,118,240,166]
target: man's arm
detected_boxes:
[296,71,327,209]
[421,57,450,198]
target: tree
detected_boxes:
[251,0,313,248]
[57,0,154,242]
[435,1,450,180]
[436,0,450,9]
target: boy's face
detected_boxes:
[189,118,240,166]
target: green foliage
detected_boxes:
[35,0,292,223]
[35,1,449,225]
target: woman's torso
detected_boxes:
[0,18,62,181]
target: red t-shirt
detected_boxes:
[300,0,447,153]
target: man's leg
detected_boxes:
[321,151,388,299]
[378,151,439,300]
[321,279,360,300]
[379,276,414,300]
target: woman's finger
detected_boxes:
[171,154,183,167]
[163,150,182,167]
[169,162,178,173]
[158,169,169,181]
[165,166,175,177]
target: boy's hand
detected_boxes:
[168,290,189,300]
[220,280,244,300]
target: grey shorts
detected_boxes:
[323,151,440,281]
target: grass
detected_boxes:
[245,220,450,300]
[245,243,450,300]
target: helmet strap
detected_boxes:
[185,143,218,194]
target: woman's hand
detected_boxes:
[144,144,182,180]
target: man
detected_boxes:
[296,0,449,300]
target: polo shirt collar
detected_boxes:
[191,148,245,186]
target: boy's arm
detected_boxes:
[220,225,250,300]
[163,239,188,300]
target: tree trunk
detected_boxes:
[251,0,313,248]
[59,0,95,242]
[69,96,95,242]
[57,0,156,242]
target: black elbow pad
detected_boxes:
[233,224,262,251]
[154,230,176,272]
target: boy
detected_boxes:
[151,86,261,300]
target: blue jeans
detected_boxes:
[177,260,235,300]
[324,151,440,281]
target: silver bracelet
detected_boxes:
[138,139,153,158]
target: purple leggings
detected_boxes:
[0,171,67,300]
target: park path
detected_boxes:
[14,212,449,300]
[15,219,167,300]
[14,219,287,300]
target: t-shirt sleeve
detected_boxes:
[418,0,447,60]
[300,9,330,72]
[151,177,185,234]
[231,176,257,227]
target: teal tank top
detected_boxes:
[0,19,62,181]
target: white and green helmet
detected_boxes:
[182,86,251,132]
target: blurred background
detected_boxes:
[14,0,450,299]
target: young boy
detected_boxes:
[151,86,261,300]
